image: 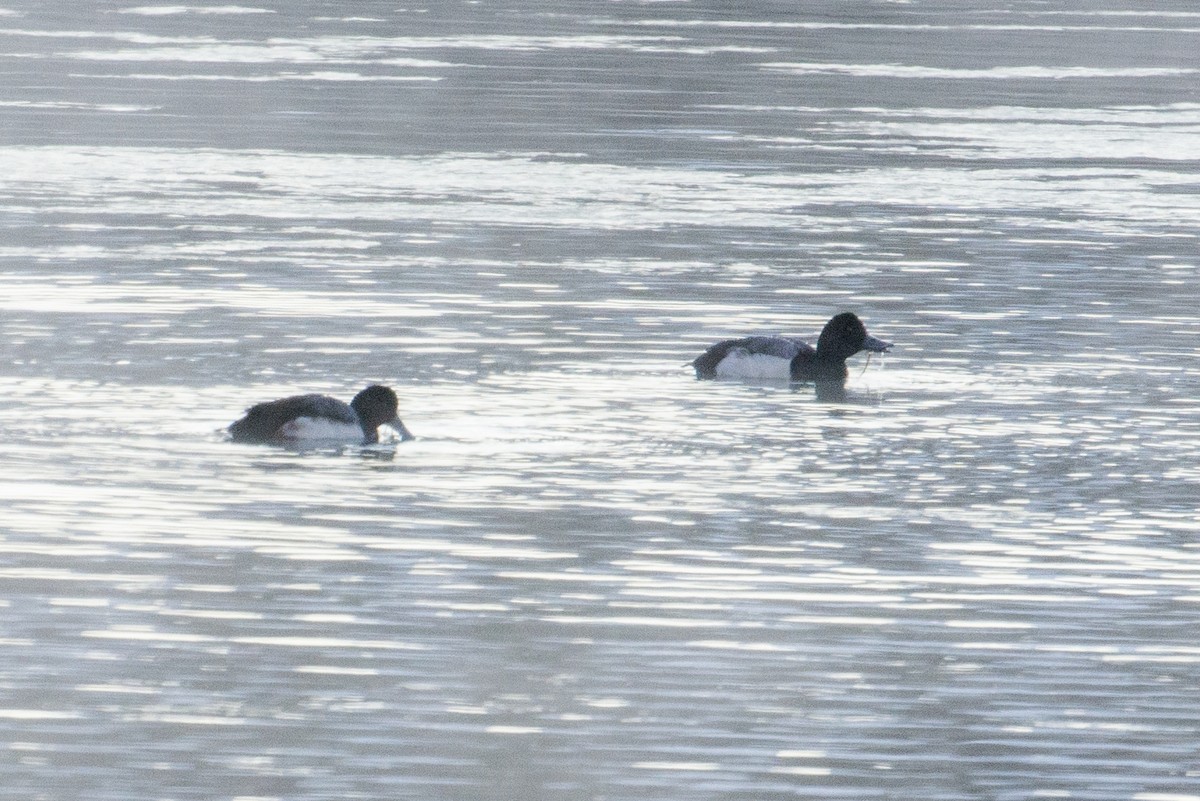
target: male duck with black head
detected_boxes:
[228,384,415,446]
[692,312,892,382]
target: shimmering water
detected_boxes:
[2,2,1200,799]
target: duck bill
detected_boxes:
[862,335,892,353]
[387,418,416,442]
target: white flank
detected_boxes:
[277,417,363,442]
[713,350,791,380]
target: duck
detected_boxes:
[228,384,414,445]
[692,312,892,381]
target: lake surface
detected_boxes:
[2,1,1200,799]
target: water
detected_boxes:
[2,1,1200,799]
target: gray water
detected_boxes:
[2,2,1200,799]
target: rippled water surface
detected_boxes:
[2,2,1200,799]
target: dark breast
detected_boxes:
[789,349,847,382]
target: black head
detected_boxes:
[815,312,891,363]
[350,385,414,443]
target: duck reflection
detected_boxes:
[813,379,848,403]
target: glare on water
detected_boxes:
[1,2,1200,800]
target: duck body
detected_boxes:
[692,312,891,382]
[692,336,810,380]
[229,385,414,445]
